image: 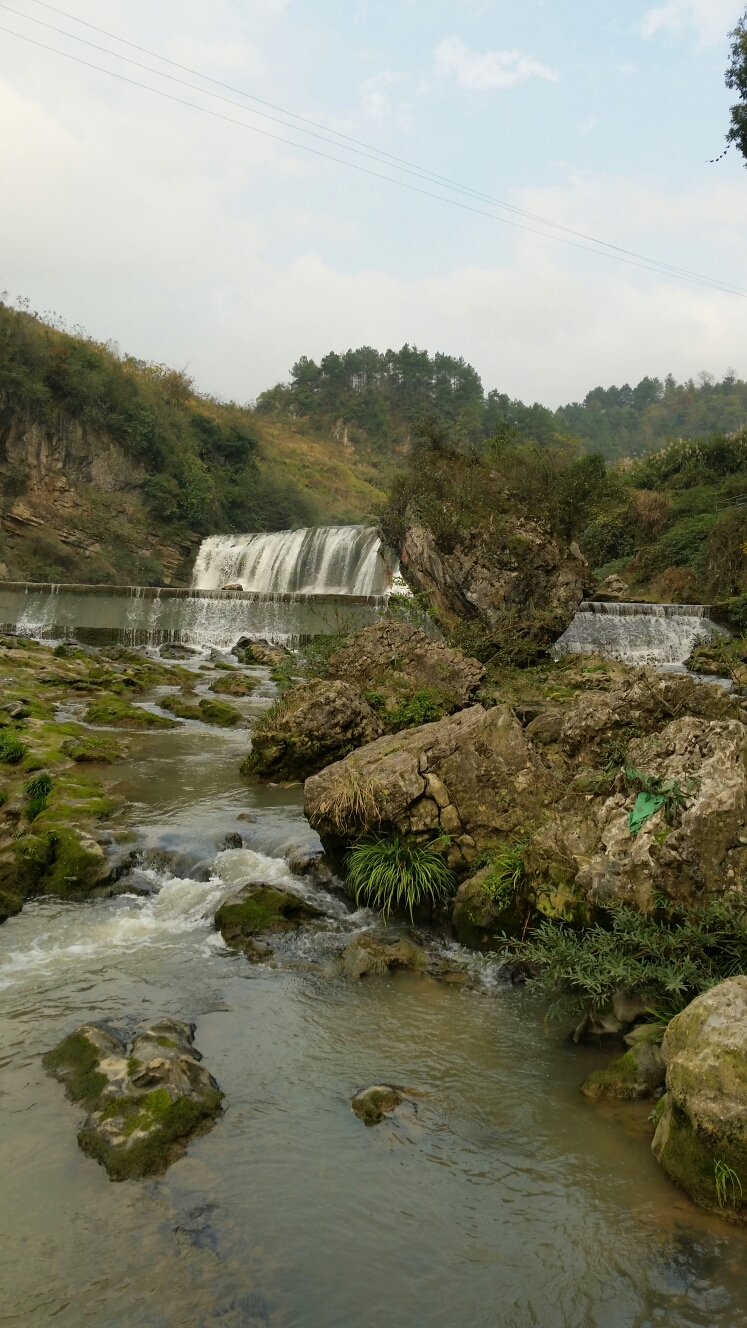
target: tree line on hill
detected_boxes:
[257,347,747,463]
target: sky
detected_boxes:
[1,0,747,408]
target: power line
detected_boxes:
[2,15,746,297]
[13,0,747,293]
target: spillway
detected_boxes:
[192,525,394,597]
[552,600,727,668]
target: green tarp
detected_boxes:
[628,790,667,837]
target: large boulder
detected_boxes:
[653,978,747,1219]
[327,620,484,714]
[399,518,589,637]
[43,1018,223,1181]
[242,679,383,781]
[304,704,553,871]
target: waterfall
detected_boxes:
[552,601,727,668]
[192,526,395,596]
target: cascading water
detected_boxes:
[552,600,727,668]
[192,525,395,596]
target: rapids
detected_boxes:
[2,658,747,1327]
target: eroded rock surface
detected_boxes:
[653,978,747,1219]
[328,620,484,713]
[305,703,552,871]
[43,1018,223,1181]
[399,518,589,636]
[243,679,383,782]
[580,1034,665,1101]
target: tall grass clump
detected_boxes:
[24,770,52,821]
[0,729,27,764]
[346,833,455,920]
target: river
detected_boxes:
[2,659,747,1328]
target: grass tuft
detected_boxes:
[345,833,455,920]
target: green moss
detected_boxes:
[78,1088,223,1181]
[198,697,241,727]
[0,888,23,923]
[40,827,104,898]
[215,887,318,944]
[61,734,124,763]
[581,1050,641,1100]
[209,673,257,696]
[85,697,178,729]
[42,1033,108,1106]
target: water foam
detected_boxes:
[552,600,727,667]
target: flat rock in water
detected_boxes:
[43,1017,223,1181]
[351,1083,404,1125]
[340,932,439,979]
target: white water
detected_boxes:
[192,525,395,596]
[553,601,727,667]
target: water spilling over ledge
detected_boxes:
[0,583,385,649]
[192,524,395,596]
[553,600,727,668]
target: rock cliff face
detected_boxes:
[398,518,590,638]
[0,411,197,584]
[653,978,747,1220]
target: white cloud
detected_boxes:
[433,37,558,91]
[359,70,412,131]
[642,1,743,46]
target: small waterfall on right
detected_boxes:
[552,601,728,668]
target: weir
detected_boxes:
[0,525,398,648]
[552,600,727,668]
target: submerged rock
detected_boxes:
[339,932,438,978]
[351,1083,404,1125]
[43,1018,223,1181]
[653,977,747,1220]
[214,883,323,959]
[327,620,485,714]
[580,1038,665,1101]
[243,679,383,782]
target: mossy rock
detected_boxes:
[0,888,23,923]
[653,1095,747,1219]
[85,697,178,729]
[61,734,124,763]
[580,1045,664,1101]
[215,884,322,949]
[160,694,242,727]
[210,673,257,697]
[44,1019,224,1181]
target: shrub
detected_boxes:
[346,833,455,920]
[475,839,529,908]
[507,901,747,1022]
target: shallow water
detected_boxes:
[3,678,747,1327]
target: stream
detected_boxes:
[2,659,747,1327]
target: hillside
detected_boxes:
[0,304,393,586]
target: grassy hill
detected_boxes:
[0,304,395,585]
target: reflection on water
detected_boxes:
[2,710,747,1327]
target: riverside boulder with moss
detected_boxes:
[215,883,323,959]
[43,1018,223,1181]
[327,620,485,720]
[652,978,747,1220]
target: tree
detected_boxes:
[726,12,747,163]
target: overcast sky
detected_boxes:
[1,0,746,407]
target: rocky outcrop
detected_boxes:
[243,679,383,782]
[305,703,552,871]
[653,978,747,1219]
[451,866,519,947]
[399,518,589,637]
[43,1018,223,1181]
[327,620,484,713]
